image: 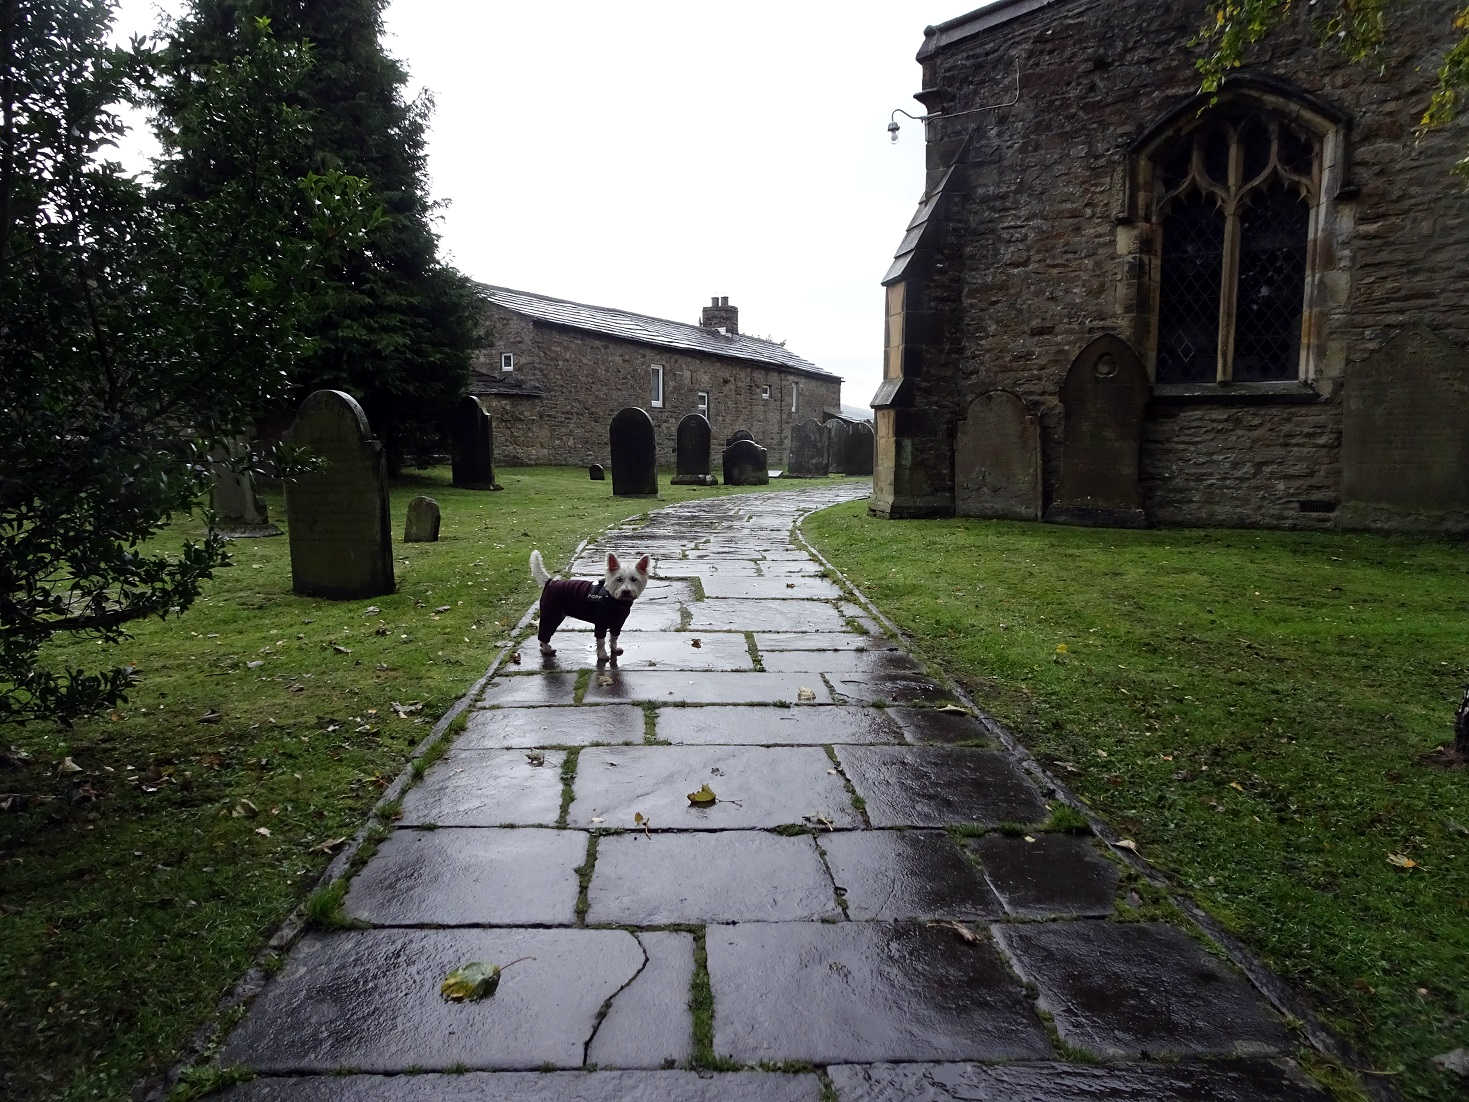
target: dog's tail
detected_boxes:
[529,549,552,589]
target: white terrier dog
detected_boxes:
[530,550,650,664]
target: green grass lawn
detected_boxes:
[0,467,864,1102]
[803,503,1469,1101]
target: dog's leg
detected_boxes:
[595,630,609,666]
[610,630,623,658]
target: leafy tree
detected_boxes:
[1195,0,1469,178]
[0,1,374,724]
[155,0,485,471]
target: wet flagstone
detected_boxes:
[221,928,661,1071]
[343,828,584,926]
[755,631,879,651]
[478,671,579,707]
[965,833,1118,917]
[538,630,753,670]
[582,669,833,704]
[827,668,951,706]
[706,921,1052,1064]
[758,648,922,674]
[397,749,565,827]
[587,831,841,924]
[457,705,645,749]
[890,706,994,745]
[699,575,844,599]
[687,598,849,632]
[836,745,1047,827]
[826,1059,1331,1101]
[993,921,1292,1058]
[585,931,695,1066]
[218,1070,824,1101]
[816,829,1003,920]
[567,746,861,829]
[654,704,904,745]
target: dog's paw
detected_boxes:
[539,644,557,656]
[613,646,624,656]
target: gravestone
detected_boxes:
[1045,336,1149,528]
[610,407,659,497]
[671,413,716,485]
[725,429,755,447]
[589,463,605,480]
[955,391,1041,519]
[451,395,499,490]
[787,419,830,478]
[845,422,875,477]
[210,439,274,532]
[721,438,769,485]
[284,389,395,598]
[1341,327,1469,530]
[403,496,441,542]
[826,418,853,474]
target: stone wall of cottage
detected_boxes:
[880,0,1467,528]
[471,303,841,469]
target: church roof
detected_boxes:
[917,0,1070,60]
[479,285,839,381]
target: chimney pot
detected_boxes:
[698,296,739,336]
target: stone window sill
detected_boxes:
[1150,381,1324,404]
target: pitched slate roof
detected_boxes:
[917,0,1070,60]
[479,285,839,381]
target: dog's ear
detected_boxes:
[606,553,620,571]
[635,555,650,575]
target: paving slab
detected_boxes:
[965,833,1118,917]
[759,648,921,675]
[826,1059,1331,1101]
[992,921,1292,1059]
[890,706,995,745]
[755,631,880,651]
[218,1071,825,1101]
[836,746,1047,827]
[479,672,580,707]
[398,750,565,827]
[582,670,833,704]
[457,705,645,749]
[817,830,1002,920]
[531,631,753,671]
[344,828,585,926]
[699,575,844,599]
[706,921,1052,1064]
[826,668,951,706]
[688,560,823,577]
[687,599,849,632]
[654,705,904,745]
[567,746,861,829]
[586,931,694,1067]
[587,831,841,924]
[221,928,658,1071]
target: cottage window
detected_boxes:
[761,385,770,400]
[696,391,709,417]
[650,364,663,408]
[1131,81,1348,388]
[501,352,514,372]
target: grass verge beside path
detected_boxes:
[0,467,865,1102]
[803,503,1468,1102]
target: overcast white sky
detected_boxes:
[112,1,971,411]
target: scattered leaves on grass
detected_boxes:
[254,827,271,838]
[312,837,349,854]
[434,606,451,614]
[58,757,82,774]
[391,701,423,718]
[925,920,978,944]
[199,710,222,724]
[1115,839,1139,853]
[363,606,380,615]
[440,957,534,1002]
[331,644,351,655]
[687,784,718,807]
[1386,853,1419,869]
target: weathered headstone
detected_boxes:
[787,419,830,478]
[403,496,441,543]
[589,463,606,480]
[451,395,499,490]
[721,438,769,485]
[955,391,1041,519]
[845,421,875,477]
[1045,336,1149,527]
[725,429,755,447]
[671,413,716,485]
[610,407,659,497]
[1341,327,1469,531]
[284,389,395,598]
[210,439,274,532]
[826,418,853,474]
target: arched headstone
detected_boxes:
[589,463,606,481]
[672,413,716,485]
[826,418,853,474]
[610,407,659,497]
[787,419,830,478]
[725,429,755,447]
[955,391,1040,519]
[845,422,875,477]
[284,389,395,598]
[211,438,273,531]
[722,438,769,485]
[451,395,499,490]
[1045,336,1149,528]
[403,496,441,542]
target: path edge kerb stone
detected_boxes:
[141,533,599,1102]
[791,503,1383,1098]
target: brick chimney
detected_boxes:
[699,296,739,335]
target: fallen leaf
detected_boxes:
[690,639,702,649]
[1386,852,1418,869]
[1115,839,1138,853]
[525,751,545,767]
[435,606,451,614]
[246,660,264,670]
[1055,643,1069,654]
[510,651,522,665]
[925,920,978,944]
[254,826,271,837]
[363,606,381,615]
[786,582,795,588]
[233,798,258,818]
[796,686,816,702]
[597,674,613,687]
[1023,835,1036,843]
[937,705,970,715]
[440,961,502,1001]
[58,757,83,774]
[331,644,350,655]
[288,684,305,693]
[589,816,606,824]
[199,710,222,724]
[687,784,718,807]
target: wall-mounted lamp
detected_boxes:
[887,62,1022,143]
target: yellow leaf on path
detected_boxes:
[797,687,816,702]
[924,920,978,944]
[1386,853,1418,869]
[687,784,718,807]
[634,812,646,824]
[690,639,702,648]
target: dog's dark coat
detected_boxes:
[537,579,634,644]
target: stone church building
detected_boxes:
[875,0,1468,531]
[473,288,841,469]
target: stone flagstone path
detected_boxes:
[217,485,1330,1100]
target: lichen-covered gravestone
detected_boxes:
[403,496,441,543]
[955,391,1040,519]
[589,463,605,480]
[451,395,499,490]
[672,413,716,485]
[787,419,830,478]
[826,418,853,474]
[722,438,769,485]
[1045,335,1148,528]
[725,429,754,447]
[210,438,272,530]
[610,407,658,497]
[284,389,395,598]
[845,422,875,477]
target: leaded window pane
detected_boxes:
[1157,193,1223,383]
[1234,182,1308,381]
